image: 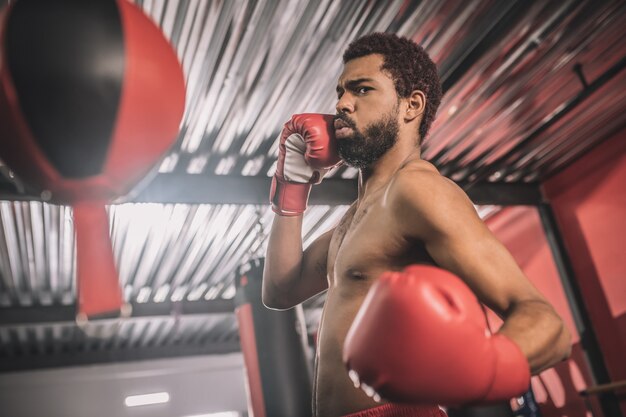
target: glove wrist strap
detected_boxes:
[270,176,311,216]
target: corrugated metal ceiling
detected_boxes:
[0,0,624,371]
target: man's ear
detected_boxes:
[404,90,426,122]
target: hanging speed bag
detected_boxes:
[0,0,186,317]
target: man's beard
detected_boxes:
[335,109,399,169]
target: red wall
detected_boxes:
[486,206,595,416]
[543,127,626,414]
[484,128,626,416]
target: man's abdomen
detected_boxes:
[315,289,385,416]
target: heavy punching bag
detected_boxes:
[0,0,185,318]
[235,259,314,417]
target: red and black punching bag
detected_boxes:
[0,0,185,317]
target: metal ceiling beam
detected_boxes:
[132,174,544,206]
[0,341,240,373]
[459,181,544,206]
[132,175,358,206]
[0,174,544,206]
[0,299,235,326]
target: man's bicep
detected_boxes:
[302,228,333,283]
[425,209,547,318]
[285,227,332,304]
[394,177,546,317]
[263,226,333,310]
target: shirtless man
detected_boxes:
[263,33,572,417]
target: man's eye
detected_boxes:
[357,87,371,94]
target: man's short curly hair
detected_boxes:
[343,33,442,143]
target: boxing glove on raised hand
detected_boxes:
[342,265,530,406]
[270,114,342,216]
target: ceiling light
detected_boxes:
[124,392,170,407]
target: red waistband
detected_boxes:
[342,403,447,417]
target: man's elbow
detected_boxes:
[261,286,295,311]
[262,295,293,311]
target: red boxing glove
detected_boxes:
[342,265,530,406]
[270,114,342,216]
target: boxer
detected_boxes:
[263,33,571,417]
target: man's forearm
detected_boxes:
[262,214,304,307]
[498,300,572,374]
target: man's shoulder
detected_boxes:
[390,159,457,198]
[386,158,473,218]
[386,159,477,238]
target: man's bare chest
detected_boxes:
[327,202,427,283]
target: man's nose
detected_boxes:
[336,94,354,114]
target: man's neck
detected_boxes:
[357,141,421,201]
